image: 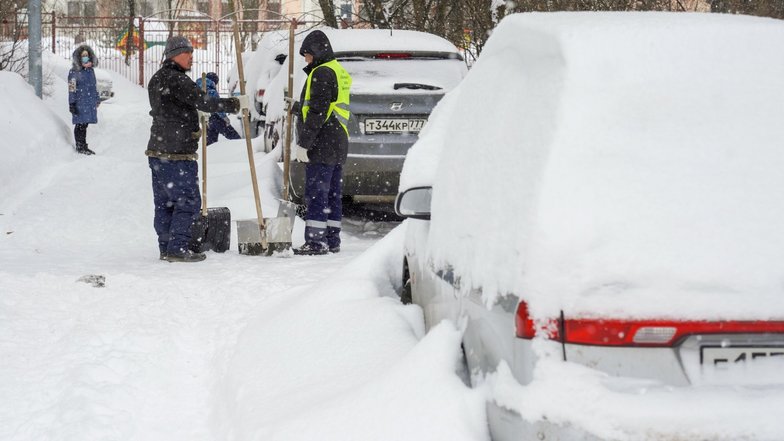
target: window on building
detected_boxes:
[67,1,80,17]
[82,2,95,17]
[67,1,96,24]
[340,2,352,19]
[197,1,209,14]
[267,1,281,16]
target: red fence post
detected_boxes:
[138,17,145,87]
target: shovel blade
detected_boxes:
[236,219,267,255]
[276,199,297,220]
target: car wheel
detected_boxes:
[401,258,413,305]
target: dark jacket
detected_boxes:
[147,60,239,155]
[296,30,348,165]
[68,45,99,125]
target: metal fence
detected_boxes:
[7,10,302,94]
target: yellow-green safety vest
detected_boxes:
[302,59,352,136]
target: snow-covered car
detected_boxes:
[263,28,467,205]
[227,30,288,137]
[94,68,114,101]
[396,12,784,441]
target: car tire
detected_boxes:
[401,258,413,305]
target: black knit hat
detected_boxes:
[164,36,193,59]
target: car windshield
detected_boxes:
[335,53,465,94]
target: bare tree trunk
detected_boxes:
[319,0,338,28]
[125,0,135,66]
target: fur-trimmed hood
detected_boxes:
[72,45,97,70]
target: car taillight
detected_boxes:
[515,301,784,347]
[257,89,265,98]
[375,53,412,59]
[515,301,560,340]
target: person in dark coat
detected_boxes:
[195,72,241,145]
[292,30,352,255]
[146,36,250,263]
[68,45,99,155]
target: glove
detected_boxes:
[284,96,300,114]
[295,145,310,163]
[69,103,77,115]
[236,94,251,113]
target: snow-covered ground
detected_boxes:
[5,12,784,441]
[0,58,485,440]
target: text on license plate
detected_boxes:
[701,346,784,366]
[364,118,426,134]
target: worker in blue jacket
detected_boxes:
[195,72,241,145]
[68,45,99,155]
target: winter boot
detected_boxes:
[76,142,95,155]
[293,242,328,256]
[163,250,207,262]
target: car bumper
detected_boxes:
[487,401,603,441]
[289,153,406,201]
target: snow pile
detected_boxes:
[0,71,73,208]
[217,227,487,441]
[402,12,784,320]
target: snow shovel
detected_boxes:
[232,20,268,255]
[232,19,293,255]
[269,20,300,253]
[191,72,231,253]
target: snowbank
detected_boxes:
[0,71,73,209]
[402,12,784,320]
[216,226,487,441]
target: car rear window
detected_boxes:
[335,52,466,94]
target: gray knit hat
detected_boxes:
[164,36,193,59]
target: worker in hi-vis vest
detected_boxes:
[291,30,352,256]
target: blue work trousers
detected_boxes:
[149,157,201,254]
[304,163,343,249]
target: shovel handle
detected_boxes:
[282,19,296,202]
[232,18,267,249]
[200,72,208,217]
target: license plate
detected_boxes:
[363,118,426,134]
[701,346,784,367]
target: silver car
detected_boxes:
[395,12,784,441]
[264,29,467,205]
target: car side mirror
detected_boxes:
[395,186,432,220]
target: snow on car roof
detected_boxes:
[320,28,461,55]
[402,12,784,320]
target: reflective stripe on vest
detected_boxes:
[302,59,352,136]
